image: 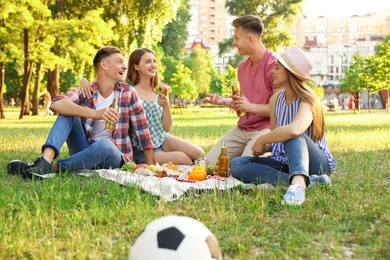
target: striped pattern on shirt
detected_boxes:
[272,90,337,173]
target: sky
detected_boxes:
[301,0,390,18]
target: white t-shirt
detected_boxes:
[88,92,114,141]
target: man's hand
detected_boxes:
[97,106,118,124]
[201,93,230,106]
[231,94,251,113]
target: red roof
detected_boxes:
[191,39,209,49]
[304,36,318,47]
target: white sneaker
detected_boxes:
[281,184,305,206]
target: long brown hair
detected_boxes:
[288,72,326,141]
[126,48,159,89]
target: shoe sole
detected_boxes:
[8,160,32,176]
[281,199,304,206]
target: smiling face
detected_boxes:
[232,26,250,56]
[102,53,127,83]
[134,52,157,80]
[272,61,289,87]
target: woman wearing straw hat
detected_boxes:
[230,46,337,206]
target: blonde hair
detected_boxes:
[288,72,326,141]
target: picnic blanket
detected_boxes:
[35,166,246,201]
[95,168,245,201]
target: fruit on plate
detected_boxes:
[206,164,217,175]
[133,164,148,172]
[167,162,181,172]
[122,161,136,172]
[155,83,169,96]
[147,164,158,173]
[188,170,206,181]
[192,165,207,177]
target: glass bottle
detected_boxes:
[104,92,119,131]
[217,140,230,177]
[231,78,246,117]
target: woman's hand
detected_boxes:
[157,94,170,109]
[251,138,271,157]
[78,78,93,99]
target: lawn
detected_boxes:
[0,107,389,259]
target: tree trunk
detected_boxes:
[368,90,371,114]
[47,64,60,100]
[0,62,5,119]
[19,28,34,119]
[355,92,360,112]
[32,62,42,116]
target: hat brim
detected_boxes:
[274,52,310,81]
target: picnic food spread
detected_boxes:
[121,161,224,182]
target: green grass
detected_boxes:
[1,107,390,259]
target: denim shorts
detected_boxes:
[132,141,165,164]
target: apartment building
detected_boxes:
[294,9,390,107]
[186,0,235,71]
[186,3,389,107]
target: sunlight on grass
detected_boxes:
[1,108,390,259]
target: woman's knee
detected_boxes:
[229,157,246,176]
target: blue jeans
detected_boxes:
[229,134,331,186]
[42,115,123,172]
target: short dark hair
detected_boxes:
[93,46,121,71]
[232,15,264,37]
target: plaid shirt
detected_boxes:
[52,82,153,162]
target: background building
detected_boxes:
[294,9,390,108]
[186,0,235,71]
[186,4,389,108]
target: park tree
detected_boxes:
[306,80,324,99]
[170,62,196,109]
[62,0,181,53]
[183,45,216,99]
[220,0,304,54]
[161,56,179,86]
[2,0,182,120]
[339,54,370,111]
[160,0,191,59]
[0,0,24,119]
[209,65,238,97]
[340,41,390,112]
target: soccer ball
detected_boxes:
[129,215,222,260]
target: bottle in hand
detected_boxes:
[217,140,230,177]
[104,92,119,131]
[231,78,246,117]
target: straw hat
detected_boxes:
[274,46,313,81]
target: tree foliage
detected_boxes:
[160,0,191,59]
[221,0,304,53]
[0,0,182,119]
[183,45,216,98]
[170,62,196,108]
